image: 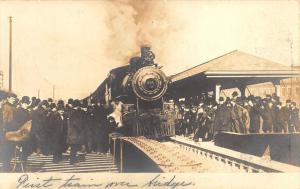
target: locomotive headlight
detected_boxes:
[131,66,168,101]
[145,78,158,91]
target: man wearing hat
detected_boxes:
[94,102,109,154]
[259,99,273,133]
[230,96,250,134]
[15,96,32,169]
[66,99,85,165]
[80,100,88,153]
[231,91,239,101]
[213,97,232,136]
[30,100,49,155]
[47,98,53,104]
[65,98,74,115]
[48,100,67,163]
[289,102,299,133]
[283,100,292,132]
[0,93,18,171]
[248,96,261,133]
[274,102,288,133]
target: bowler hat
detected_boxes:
[73,99,80,107]
[49,102,56,109]
[40,100,49,107]
[68,98,74,105]
[21,96,30,104]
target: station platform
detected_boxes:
[215,132,300,166]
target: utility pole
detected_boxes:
[53,85,55,100]
[288,36,293,98]
[8,16,12,92]
[38,89,40,99]
[290,39,293,96]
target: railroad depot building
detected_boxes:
[168,50,300,105]
[223,66,300,107]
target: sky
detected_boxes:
[0,0,299,100]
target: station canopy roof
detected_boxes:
[167,50,300,98]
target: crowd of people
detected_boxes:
[0,93,116,172]
[0,90,299,172]
[175,91,300,141]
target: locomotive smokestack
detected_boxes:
[140,46,155,66]
[140,46,151,56]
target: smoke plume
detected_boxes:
[104,0,182,66]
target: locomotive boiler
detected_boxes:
[88,47,176,138]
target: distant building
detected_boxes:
[280,66,300,106]
[222,66,300,106]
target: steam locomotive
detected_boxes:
[88,47,176,139]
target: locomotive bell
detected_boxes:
[131,66,168,101]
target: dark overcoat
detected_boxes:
[290,108,299,132]
[259,106,273,132]
[214,104,231,133]
[67,108,84,145]
[249,104,261,133]
[48,111,68,153]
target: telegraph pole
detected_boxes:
[38,89,40,99]
[289,36,293,98]
[53,85,55,100]
[8,16,12,92]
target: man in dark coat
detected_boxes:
[280,100,291,132]
[80,100,88,153]
[259,99,273,133]
[48,100,67,163]
[181,106,192,137]
[30,100,49,155]
[85,104,98,153]
[248,97,261,133]
[213,97,231,135]
[15,96,32,168]
[67,99,84,164]
[94,103,109,154]
[274,102,288,133]
[289,102,299,133]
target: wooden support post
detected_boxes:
[215,84,221,103]
[238,85,246,99]
[113,138,116,163]
[273,80,281,97]
[120,140,124,173]
[8,16,13,92]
